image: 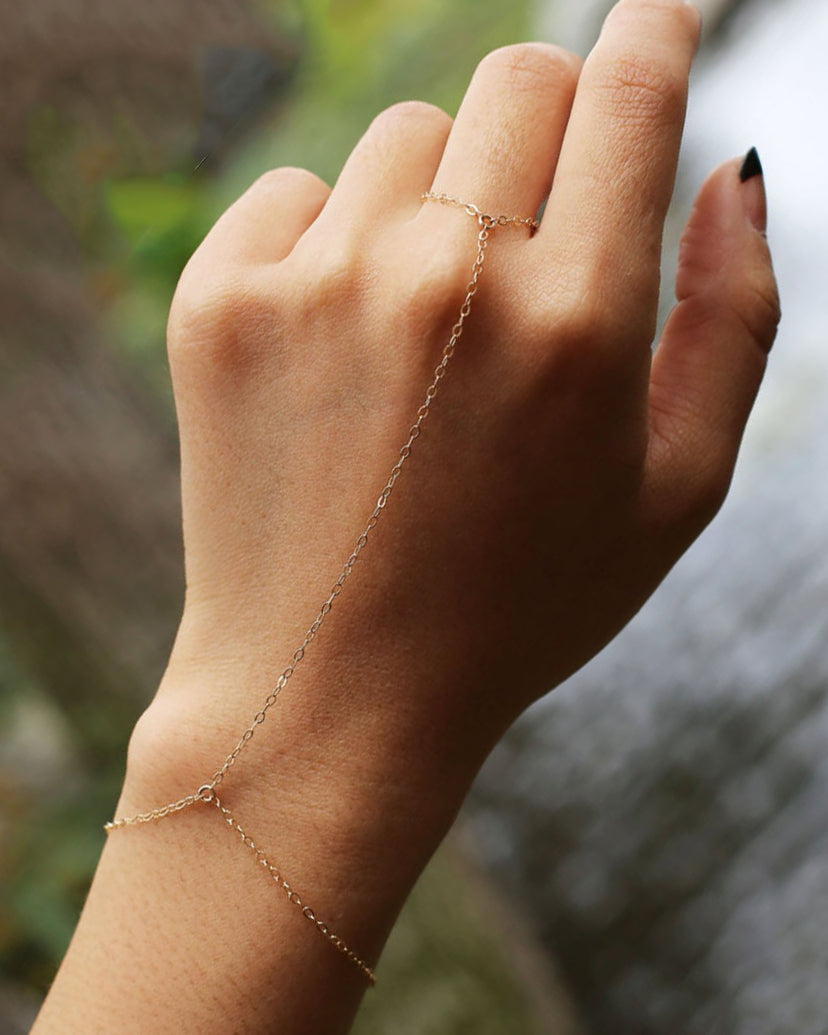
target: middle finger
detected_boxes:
[537,0,702,332]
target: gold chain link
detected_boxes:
[209,788,378,984]
[105,192,539,983]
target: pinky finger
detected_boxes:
[193,167,331,270]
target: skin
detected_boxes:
[32,0,780,1031]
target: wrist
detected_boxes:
[50,645,469,1035]
[120,638,478,965]
[127,584,500,812]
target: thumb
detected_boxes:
[643,149,781,533]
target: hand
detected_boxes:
[36,2,780,1031]
[151,0,777,772]
[80,0,780,1029]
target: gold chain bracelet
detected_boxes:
[105,191,539,985]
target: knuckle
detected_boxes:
[651,448,732,543]
[681,457,733,530]
[520,299,617,390]
[477,42,581,94]
[168,271,266,359]
[248,165,327,201]
[654,0,703,40]
[312,238,367,295]
[287,238,375,329]
[553,297,609,354]
[675,1,703,40]
[547,261,657,357]
[597,52,687,126]
[168,235,376,371]
[390,247,468,353]
[610,0,702,42]
[738,268,782,353]
[370,100,451,135]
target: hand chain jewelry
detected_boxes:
[106,191,539,985]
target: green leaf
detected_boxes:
[106,177,197,247]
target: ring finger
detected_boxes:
[422,42,582,232]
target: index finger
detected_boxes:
[537,0,702,337]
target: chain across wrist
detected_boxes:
[105,191,539,985]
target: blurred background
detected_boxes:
[0,0,824,1031]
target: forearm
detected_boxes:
[33,640,475,1035]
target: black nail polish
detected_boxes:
[740,147,763,183]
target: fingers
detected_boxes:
[318,102,453,227]
[426,43,582,224]
[321,44,581,236]
[643,154,781,533]
[189,167,330,268]
[538,0,702,333]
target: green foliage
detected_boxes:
[6,801,107,983]
[108,176,191,240]
[218,0,531,200]
[103,175,207,379]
